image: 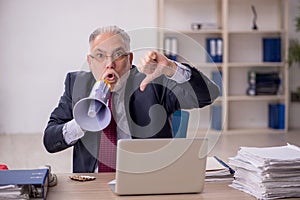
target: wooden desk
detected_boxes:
[47,173,255,200]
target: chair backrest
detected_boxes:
[171,110,190,138]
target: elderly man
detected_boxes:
[44,26,219,173]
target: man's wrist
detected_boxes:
[166,62,192,83]
[165,60,177,77]
[63,119,85,145]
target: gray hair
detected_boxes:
[89,25,131,50]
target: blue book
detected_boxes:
[263,38,281,62]
[0,168,49,199]
[211,105,222,130]
[268,103,285,129]
[172,110,189,138]
[216,38,223,63]
[278,103,285,129]
[247,71,281,95]
[206,38,223,63]
[269,104,278,129]
[212,71,223,96]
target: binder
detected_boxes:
[216,38,223,63]
[164,37,178,61]
[268,103,285,129]
[206,38,216,62]
[211,105,222,130]
[206,38,223,63]
[172,110,189,138]
[263,38,281,62]
[278,103,285,129]
[170,37,178,61]
[0,168,49,199]
[247,71,281,96]
[212,71,223,96]
[268,104,278,129]
[164,37,171,59]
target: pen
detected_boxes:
[213,156,235,175]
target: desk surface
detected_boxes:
[47,173,256,200]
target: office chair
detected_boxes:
[171,110,190,138]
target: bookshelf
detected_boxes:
[157,0,289,134]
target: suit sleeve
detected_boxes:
[188,65,220,107]
[43,73,74,153]
[163,63,220,113]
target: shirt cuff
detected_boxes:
[167,61,191,83]
[62,119,85,145]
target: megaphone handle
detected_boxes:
[88,100,102,118]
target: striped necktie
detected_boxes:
[98,94,117,172]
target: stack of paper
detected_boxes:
[0,168,49,200]
[0,185,30,199]
[229,144,300,199]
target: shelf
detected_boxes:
[158,0,289,134]
[194,62,285,68]
[193,63,223,68]
[228,62,285,68]
[189,128,286,136]
[222,128,286,135]
[163,29,223,35]
[182,30,223,34]
[228,30,284,35]
[228,95,285,101]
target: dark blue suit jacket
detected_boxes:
[43,65,219,172]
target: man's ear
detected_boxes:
[129,53,133,68]
[87,55,92,70]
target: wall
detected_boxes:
[0,0,157,134]
[0,0,299,134]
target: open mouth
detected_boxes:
[108,73,114,79]
[105,73,116,82]
[102,69,120,85]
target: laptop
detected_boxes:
[108,138,208,195]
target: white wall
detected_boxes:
[0,0,299,134]
[0,0,157,134]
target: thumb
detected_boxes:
[140,74,154,92]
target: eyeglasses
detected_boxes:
[89,51,130,63]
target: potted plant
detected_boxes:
[289,9,300,102]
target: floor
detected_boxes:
[0,131,299,173]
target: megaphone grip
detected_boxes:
[88,100,102,118]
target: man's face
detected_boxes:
[87,32,133,90]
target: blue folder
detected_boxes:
[211,105,222,130]
[278,104,285,129]
[172,110,189,138]
[212,71,223,96]
[268,103,285,129]
[0,168,49,199]
[206,38,223,63]
[263,38,281,62]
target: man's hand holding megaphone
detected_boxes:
[73,80,112,132]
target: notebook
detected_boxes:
[108,138,208,195]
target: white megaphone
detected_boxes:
[73,80,112,132]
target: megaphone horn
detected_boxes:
[73,80,112,132]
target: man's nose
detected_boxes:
[105,56,115,68]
